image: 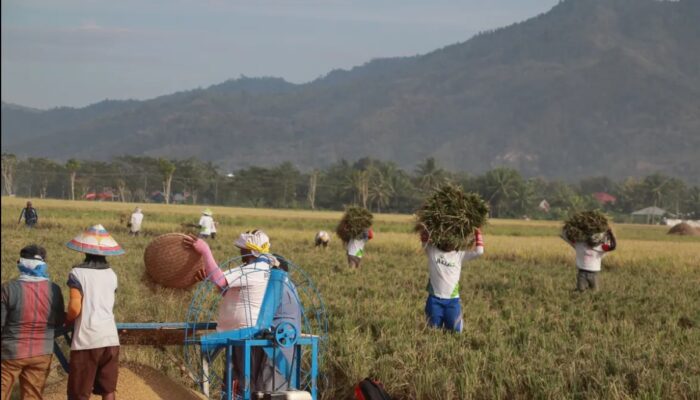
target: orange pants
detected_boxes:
[1,354,52,400]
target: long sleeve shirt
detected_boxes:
[1,280,65,360]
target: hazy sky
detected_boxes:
[2,0,558,109]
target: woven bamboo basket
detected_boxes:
[144,233,204,289]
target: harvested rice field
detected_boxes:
[2,197,700,399]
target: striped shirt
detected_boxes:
[1,280,65,360]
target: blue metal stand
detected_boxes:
[217,336,318,400]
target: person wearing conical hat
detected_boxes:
[64,225,123,400]
[198,209,215,239]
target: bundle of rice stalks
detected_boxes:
[336,206,373,242]
[415,183,489,251]
[563,210,610,244]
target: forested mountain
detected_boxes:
[2,0,699,183]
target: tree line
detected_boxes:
[2,153,698,221]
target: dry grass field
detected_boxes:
[2,197,699,399]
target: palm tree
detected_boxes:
[480,168,523,217]
[416,157,446,192]
[369,168,394,213]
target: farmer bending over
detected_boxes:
[65,225,124,400]
[314,231,330,248]
[1,245,65,400]
[420,227,484,333]
[560,228,617,291]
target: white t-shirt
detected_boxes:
[346,238,367,258]
[426,244,483,299]
[574,243,607,272]
[129,212,143,232]
[216,260,271,332]
[199,215,214,235]
[67,267,120,350]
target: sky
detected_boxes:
[1,0,558,110]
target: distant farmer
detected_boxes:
[314,231,330,248]
[560,228,617,291]
[210,218,218,240]
[1,245,65,400]
[128,207,144,236]
[420,227,484,333]
[198,209,215,239]
[65,225,124,400]
[17,201,38,228]
[346,228,373,268]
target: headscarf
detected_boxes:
[17,245,49,281]
[234,229,271,257]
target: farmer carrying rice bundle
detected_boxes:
[184,229,301,394]
[560,210,617,291]
[1,245,65,400]
[65,224,124,400]
[416,184,488,333]
[336,207,374,268]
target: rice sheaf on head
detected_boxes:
[415,183,489,251]
[563,210,610,244]
[336,206,373,242]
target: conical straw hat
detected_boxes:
[66,224,125,256]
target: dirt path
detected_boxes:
[43,364,206,400]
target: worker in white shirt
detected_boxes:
[128,207,143,236]
[198,209,215,239]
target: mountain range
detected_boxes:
[2,0,699,183]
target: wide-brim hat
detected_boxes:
[66,224,125,256]
[202,209,213,216]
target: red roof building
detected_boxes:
[593,192,617,204]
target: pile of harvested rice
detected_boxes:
[42,364,205,400]
[415,183,489,251]
[563,210,610,244]
[336,206,373,242]
[668,222,700,236]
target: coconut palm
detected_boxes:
[416,157,446,192]
[369,168,394,213]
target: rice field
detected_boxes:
[2,197,699,399]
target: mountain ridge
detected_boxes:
[2,0,699,183]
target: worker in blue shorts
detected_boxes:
[420,228,484,332]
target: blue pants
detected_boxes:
[425,295,463,332]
